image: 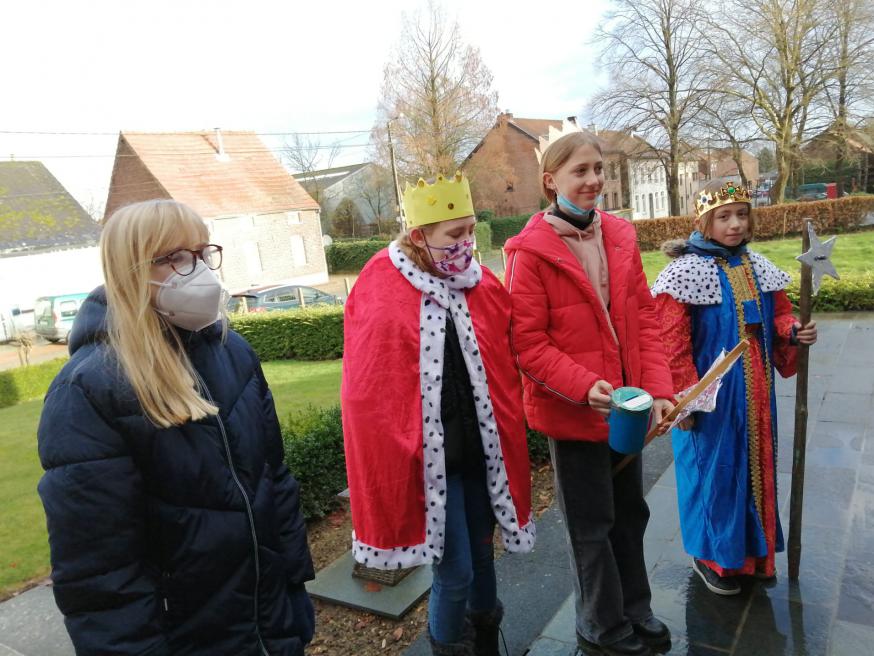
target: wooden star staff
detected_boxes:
[788,220,839,580]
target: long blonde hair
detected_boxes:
[101,200,221,428]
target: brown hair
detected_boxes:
[695,180,756,241]
[397,226,442,277]
[539,132,603,203]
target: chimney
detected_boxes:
[567,116,578,126]
[587,122,599,135]
[214,128,230,162]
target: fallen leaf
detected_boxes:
[364,581,382,592]
[392,627,404,641]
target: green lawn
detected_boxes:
[0,359,343,600]
[640,229,874,284]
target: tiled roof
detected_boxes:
[117,131,319,218]
[509,118,562,140]
[0,161,101,254]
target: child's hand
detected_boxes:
[677,416,695,431]
[587,380,614,416]
[794,320,818,345]
[652,398,675,435]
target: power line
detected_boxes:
[0,128,373,137]
[0,143,373,159]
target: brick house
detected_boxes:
[105,130,327,292]
[0,161,103,313]
[463,113,631,218]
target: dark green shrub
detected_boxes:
[527,427,551,464]
[475,221,493,252]
[786,273,874,312]
[476,209,496,222]
[0,357,68,408]
[490,214,532,246]
[231,306,344,361]
[282,404,347,520]
[326,240,390,273]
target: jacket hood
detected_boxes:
[69,287,109,356]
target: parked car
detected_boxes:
[228,285,342,313]
[33,293,90,343]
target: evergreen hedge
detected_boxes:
[0,357,68,408]
[282,404,347,520]
[325,240,390,273]
[230,306,344,361]
[475,222,493,253]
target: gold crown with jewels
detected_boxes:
[402,171,475,228]
[695,182,752,217]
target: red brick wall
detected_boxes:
[465,121,544,217]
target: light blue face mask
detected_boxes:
[556,193,598,220]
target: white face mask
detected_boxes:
[150,260,225,331]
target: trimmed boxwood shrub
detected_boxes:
[475,221,493,253]
[230,306,344,361]
[489,214,531,247]
[0,357,68,408]
[282,404,347,520]
[786,273,874,312]
[326,240,390,273]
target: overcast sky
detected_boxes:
[1,0,610,214]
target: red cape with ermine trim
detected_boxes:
[341,249,533,568]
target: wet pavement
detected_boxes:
[527,313,874,656]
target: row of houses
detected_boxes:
[299,113,761,229]
[0,130,328,312]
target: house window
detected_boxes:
[692,172,698,181]
[613,192,619,209]
[635,195,640,212]
[286,211,301,225]
[290,235,307,267]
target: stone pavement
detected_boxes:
[527,313,874,656]
[2,314,872,656]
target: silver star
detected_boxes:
[795,223,839,296]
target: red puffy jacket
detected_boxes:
[505,211,673,441]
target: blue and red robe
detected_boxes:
[652,249,798,576]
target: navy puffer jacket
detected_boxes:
[37,288,315,656]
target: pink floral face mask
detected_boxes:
[425,237,475,274]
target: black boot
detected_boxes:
[429,625,476,656]
[467,600,504,656]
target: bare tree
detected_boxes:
[588,0,709,216]
[700,0,836,203]
[374,1,498,178]
[281,134,340,231]
[351,165,394,235]
[693,93,760,188]
[823,0,874,194]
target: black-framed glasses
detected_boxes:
[151,244,223,276]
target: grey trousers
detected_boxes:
[549,438,654,646]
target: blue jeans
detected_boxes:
[428,470,497,644]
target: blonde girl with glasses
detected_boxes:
[37,199,315,656]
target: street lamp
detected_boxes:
[387,113,405,231]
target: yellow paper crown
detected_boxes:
[695,182,752,217]
[402,171,475,228]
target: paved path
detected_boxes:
[527,313,874,656]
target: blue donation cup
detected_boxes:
[607,387,653,454]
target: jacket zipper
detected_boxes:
[506,250,588,406]
[195,372,270,656]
